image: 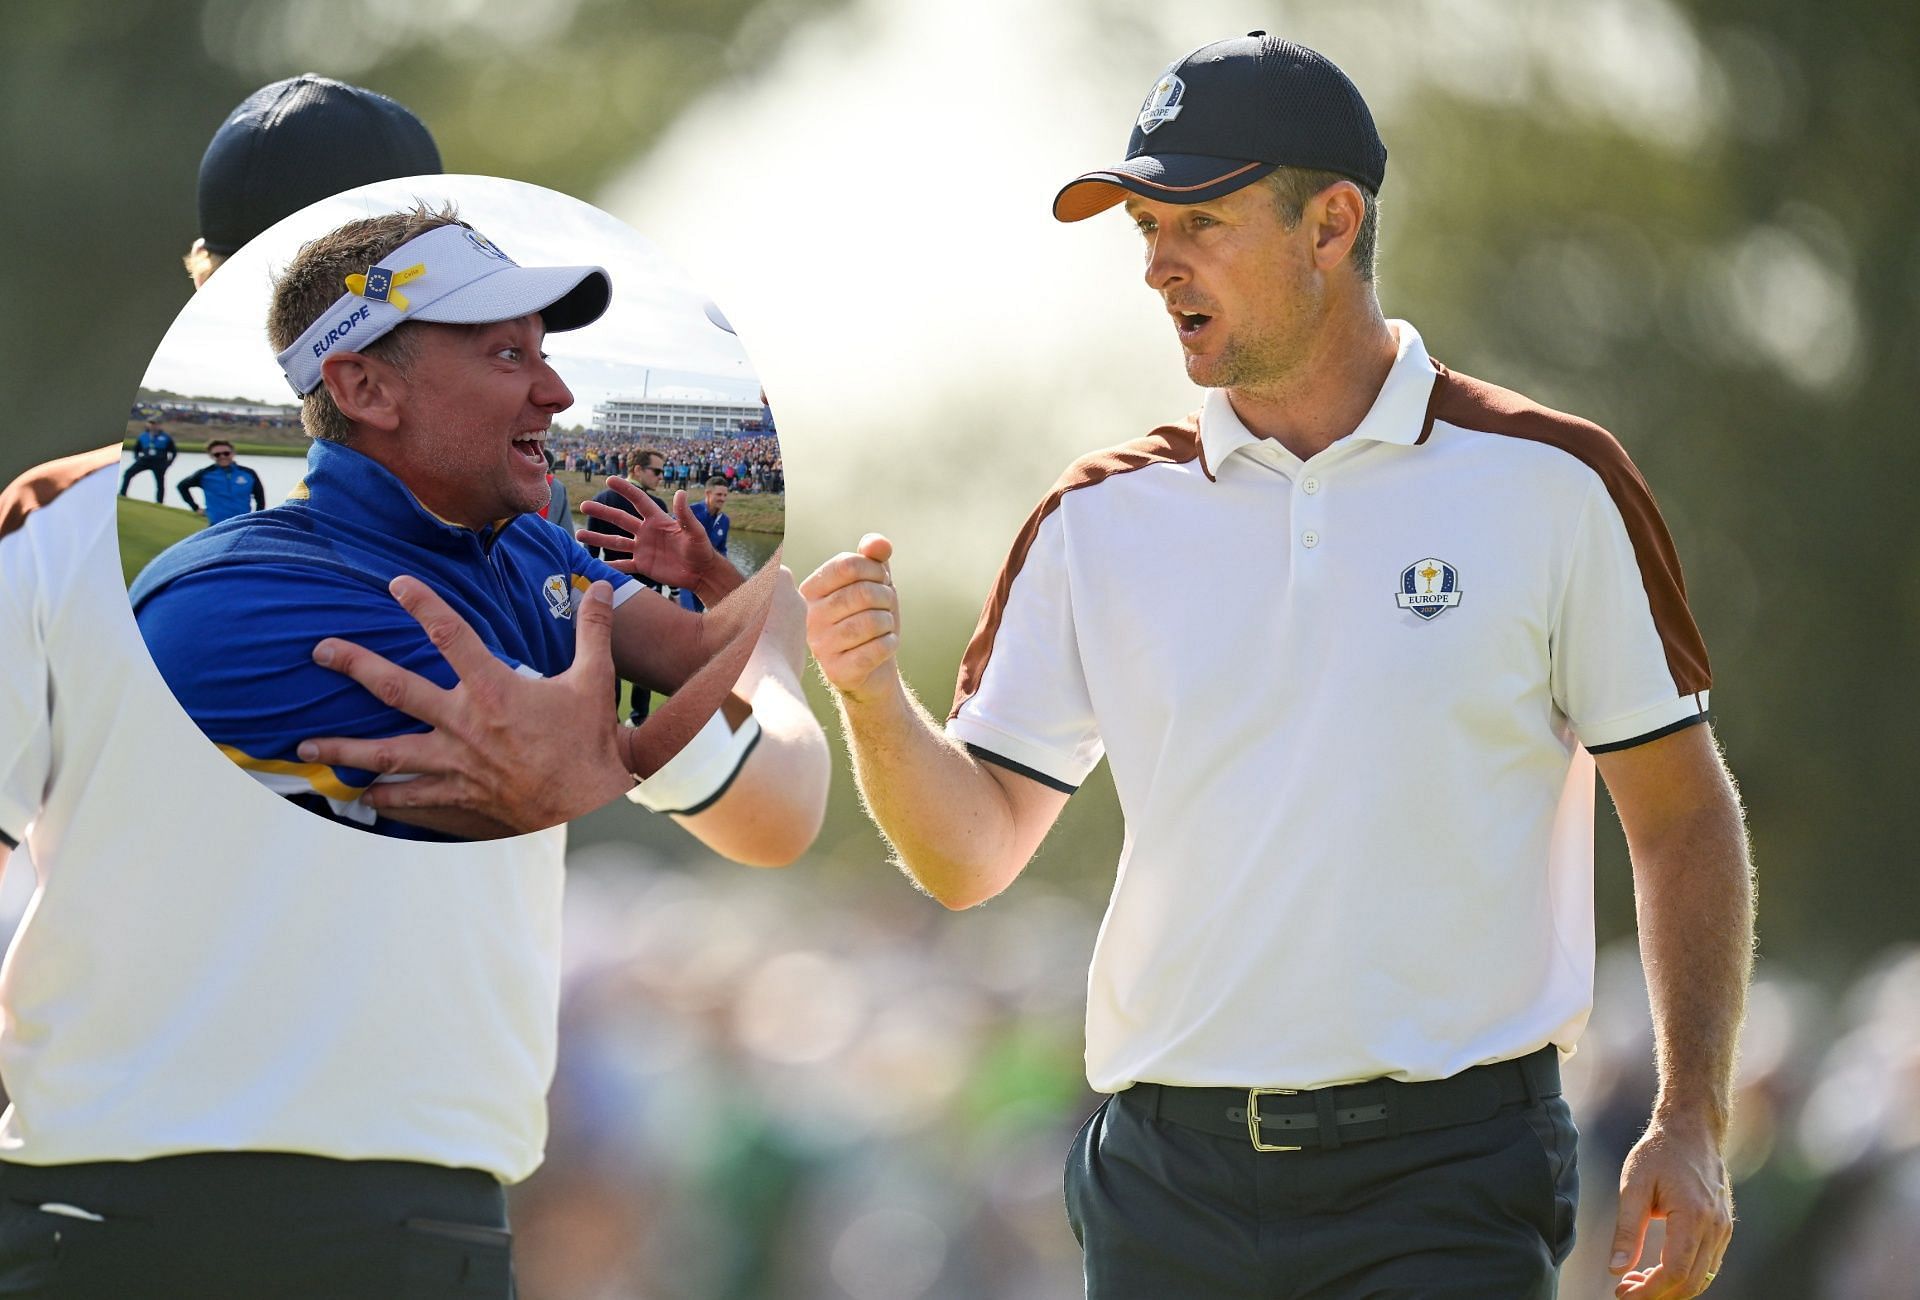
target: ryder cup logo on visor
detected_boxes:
[464,229,512,262]
[1395,558,1463,620]
[1137,64,1186,134]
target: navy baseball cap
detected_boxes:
[1053,33,1386,222]
[198,74,443,255]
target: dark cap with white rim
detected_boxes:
[1052,33,1385,223]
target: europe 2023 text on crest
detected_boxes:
[1395,558,1462,620]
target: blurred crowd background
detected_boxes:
[561,438,786,497]
[4,0,1915,1296]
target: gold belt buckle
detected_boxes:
[1247,1087,1302,1152]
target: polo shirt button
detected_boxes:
[1302,477,1320,494]
[1302,531,1319,549]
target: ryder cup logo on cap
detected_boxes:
[1136,64,1186,134]
[463,229,512,262]
[1053,32,1387,223]
[276,222,612,396]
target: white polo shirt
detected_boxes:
[947,322,1710,1094]
[0,451,569,1180]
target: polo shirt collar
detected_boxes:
[1198,319,1440,476]
[297,439,513,547]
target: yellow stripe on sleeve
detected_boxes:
[216,744,368,802]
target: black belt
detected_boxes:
[1129,1045,1560,1152]
[0,1152,505,1224]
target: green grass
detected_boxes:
[116,498,206,587]
[118,472,782,592]
[560,471,784,535]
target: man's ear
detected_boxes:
[1307,180,1365,274]
[320,352,405,434]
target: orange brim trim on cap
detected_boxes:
[1052,160,1269,222]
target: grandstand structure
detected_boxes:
[590,395,769,443]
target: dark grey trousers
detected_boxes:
[0,1152,513,1298]
[1067,1088,1579,1299]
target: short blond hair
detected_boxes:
[266,202,466,444]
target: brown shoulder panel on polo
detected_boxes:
[1420,366,1710,697]
[950,417,1202,720]
[0,447,122,544]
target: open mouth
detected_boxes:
[1175,310,1213,339]
[511,434,547,465]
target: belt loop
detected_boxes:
[1314,1090,1342,1150]
[1518,1055,1541,1108]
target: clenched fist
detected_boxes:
[799,534,901,703]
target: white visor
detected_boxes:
[277,224,610,395]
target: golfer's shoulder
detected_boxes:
[1,446,120,546]
[1035,413,1205,520]
[1425,364,1640,494]
[129,504,377,614]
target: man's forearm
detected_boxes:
[611,560,772,694]
[835,674,1024,909]
[683,559,775,677]
[688,548,744,607]
[1629,787,1754,1139]
[373,800,525,841]
[674,643,829,867]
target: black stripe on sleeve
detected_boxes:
[1586,710,1709,755]
[0,827,18,850]
[965,744,1078,794]
[659,726,764,817]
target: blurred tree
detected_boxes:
[1372,0,1920,962]
[676,0,1920,974]
[11,0,1915,971]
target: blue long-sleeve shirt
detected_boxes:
[132,440,636,837]
[176,461,266,524]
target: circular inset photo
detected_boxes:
[120,175,786,840]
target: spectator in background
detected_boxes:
[678,478,731,612]
[120,420,177,502]
[176,440,266,524]
[585,449,669,584]
[183,74,441,290]
[584,448,670,723]
[542,448,568,524]
[1,72,822,1300]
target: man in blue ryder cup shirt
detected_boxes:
[132,205,769,841]
[175,439,267,524]
[119,419,178,502]
[677,477,731,611]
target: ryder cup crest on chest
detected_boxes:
[542,574,573,620]
[1395,558,1462,620]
